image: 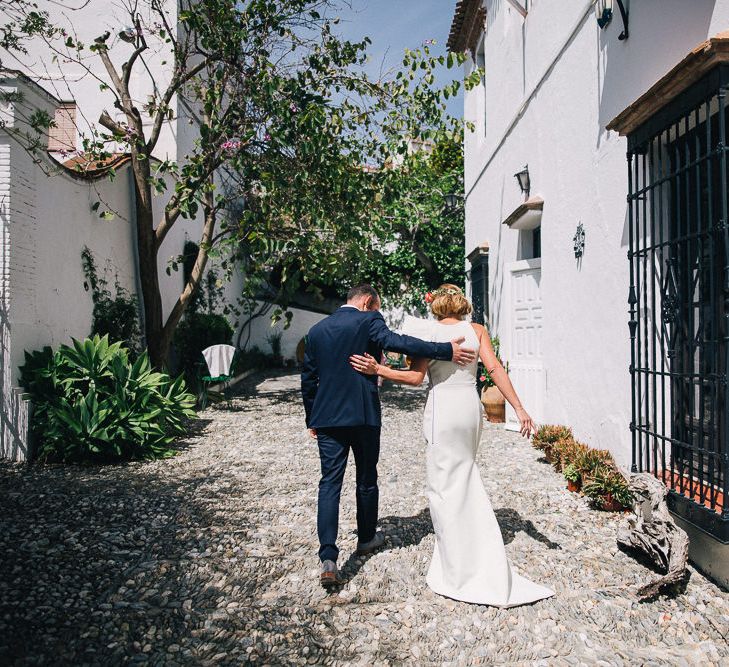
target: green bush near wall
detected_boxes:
[20,335,195,463]
[173,312,234,384]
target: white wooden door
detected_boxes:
[505,258,544,429]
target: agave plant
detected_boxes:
[582,464,633,510]
[572,447,615,484]
[531,424,573,453]
[551,438,589,472]
[21,335,196,463]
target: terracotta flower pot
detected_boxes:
[601,493,627,512]
[567,479,581,493]
[481,385,505,423]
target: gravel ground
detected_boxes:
[1,370,728,666]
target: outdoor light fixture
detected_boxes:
[119,14,143,44]
[595,0,612,28]
[514,165,530,197]
[595,0,629,40]
[444,192,461,210]
[443,192,463,211]
[118,26,137,43]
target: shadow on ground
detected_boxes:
[332,505,560,589]
[0,445,349,664]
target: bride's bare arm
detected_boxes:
[472,323,535,438]
[350,353,428,386]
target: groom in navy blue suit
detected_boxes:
[301,284,476,585]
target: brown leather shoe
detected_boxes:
[356,531,385,555]
[320,559,341,587]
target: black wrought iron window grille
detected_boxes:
[626,64,729,541]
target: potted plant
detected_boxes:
[552,437,588,472]
[582,465,633,511]
[479,337,508,423]
[563,463,581,492]
[266,330,284,367]
[531,424,573,461]
[573,447,614,487]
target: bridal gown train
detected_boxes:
[403,317,554,607]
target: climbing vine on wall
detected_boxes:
[81,246,142,354]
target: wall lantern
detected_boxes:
[118,27,137,43]
[514,165,530,197]
[443,192,463,210]
[595,0,629,41]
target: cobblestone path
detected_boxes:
[1,372,728,666]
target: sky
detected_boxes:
[332,0,464,118]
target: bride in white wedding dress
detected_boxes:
[350,284,554,607]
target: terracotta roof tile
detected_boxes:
[447,0,486,55]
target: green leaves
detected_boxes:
[20,335,196,464]
[7,0,473,361]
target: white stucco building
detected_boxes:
[449,0,729,586]
[0,2,325,461]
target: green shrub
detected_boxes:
[174,312,234,381]
[267,330,283,359]
[582,465,633,509]
[563,463,581,483]
[573,447,615,481]
[20,335,195,463]
[230,345,270,376]
[81,246,142,354]
[532,424,572,449]
[551,437,589,472]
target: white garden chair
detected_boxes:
[200,344,238,408]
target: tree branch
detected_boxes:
[146,58,209,152]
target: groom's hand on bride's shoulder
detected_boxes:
[450,337,477,366]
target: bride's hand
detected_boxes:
[350,352,379,375]
[515,407,535,439]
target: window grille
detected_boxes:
[470,253,489,325]
[626,64,729,540]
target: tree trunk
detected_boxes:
[617,473,690,600]
[156,195,218,367]
[132,168,166,368]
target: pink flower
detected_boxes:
[479,375,486,382]
[290,103,299,113]
[264,133,271,142]
[424,292,434,303]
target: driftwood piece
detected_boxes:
[616,473,690,600]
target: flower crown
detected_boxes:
[424,286,462,304]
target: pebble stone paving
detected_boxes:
[1,371,728,666]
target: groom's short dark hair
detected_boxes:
[347,283,379,302]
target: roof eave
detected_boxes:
[608,31,729,136]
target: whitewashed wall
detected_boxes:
[463,0,729,469]
[245,303,326,363]
[0,71,246,460]
[5,0,181,161]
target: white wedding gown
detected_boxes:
[403,317,555,607]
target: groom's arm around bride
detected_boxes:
[300,283,476,586]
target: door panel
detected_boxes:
[506,260,544,427]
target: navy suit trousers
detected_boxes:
[316,426,380,563]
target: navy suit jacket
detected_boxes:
[301,307,453,429]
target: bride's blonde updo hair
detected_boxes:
[428,283,472,320]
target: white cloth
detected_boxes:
[408,318,555,607]
[399,314,438,340]
[202,344,236,378]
